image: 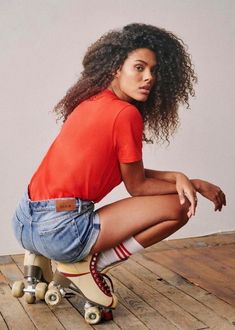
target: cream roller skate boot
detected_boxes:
[12,250,53,304]
[45,253,118,324]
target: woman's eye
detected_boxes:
[135,65,144,71]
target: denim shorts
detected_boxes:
[12,190,100,263]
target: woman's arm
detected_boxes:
[120,161,226,218]
[145,168,180,183]
[145,168,226,211]
[120,160,197,217]
[121,162,178,196]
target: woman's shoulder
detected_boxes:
[88,89,138,112]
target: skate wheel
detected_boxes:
[85,306,102,324]
[35,282,48,300]
[101,309,113,321]
[12,280,25,298]
[45,288,62,306]
[25,292,36,304]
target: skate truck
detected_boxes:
[12,251,118,325]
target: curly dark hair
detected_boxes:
[54,23,197,143]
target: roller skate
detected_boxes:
[12,250,53,304]
[45,253,118,324]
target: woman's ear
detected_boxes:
[115,66,122,78]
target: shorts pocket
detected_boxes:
[38,216,83,262]
[12,212,26,249]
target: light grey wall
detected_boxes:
[1,0,234,255]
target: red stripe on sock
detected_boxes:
[116,245,129,259]
[113,247,123,260]
[119,243,132,257]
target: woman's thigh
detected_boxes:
[92,194,189,252]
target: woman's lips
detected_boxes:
[139,88,150,94]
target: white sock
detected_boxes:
[96,237,144,271]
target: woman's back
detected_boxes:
[29,89,143,202]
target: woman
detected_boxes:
[12,23,226,312]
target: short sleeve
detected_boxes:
[113,105,143,163]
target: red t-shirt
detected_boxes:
[29,89,143,202]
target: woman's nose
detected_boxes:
[143,69,154,82]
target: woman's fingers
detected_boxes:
[220,190,226,206]
[176,185,186,205]
[178,192,186,205]
[177,189,197,217]
[184,191,197,217]
[214,189,226,211]
[187,199,197,218]
[189,194,197,216]
[178,190,194,218]
[176,174,198,217]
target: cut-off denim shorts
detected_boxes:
[12,190,100,263]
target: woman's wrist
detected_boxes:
[175,172,188,182]
[190,179,202,192]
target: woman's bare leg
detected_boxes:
[90,194,189,254]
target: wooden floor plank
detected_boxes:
[10,254,24,271]
[0,256,13,265]
[0,260,66,330]
[0,272,36,330]
[111,263,206,330]
[0,310,9,330]
[197,231,235,246]
[163,231,235,250]
[201,245,235,270]
[49,301,93,330]
[133,253,235,330]
[121,258,208,328]
[183,282,235,325]
[111,303,149,330]
[92,321,121,330]
[106,280,149,330]
[184,246,235,279]
[146,247,235,306]
[111,275,178,330]
[141,240,171,253]
[134,253,235,324]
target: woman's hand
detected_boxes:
[191,179,226,211]
[176,173,197,218]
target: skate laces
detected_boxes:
[90,254,112,297]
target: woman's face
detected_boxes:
[110,48,157,102]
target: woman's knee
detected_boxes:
[169,195,190,226]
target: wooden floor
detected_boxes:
[1,232,235,330]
